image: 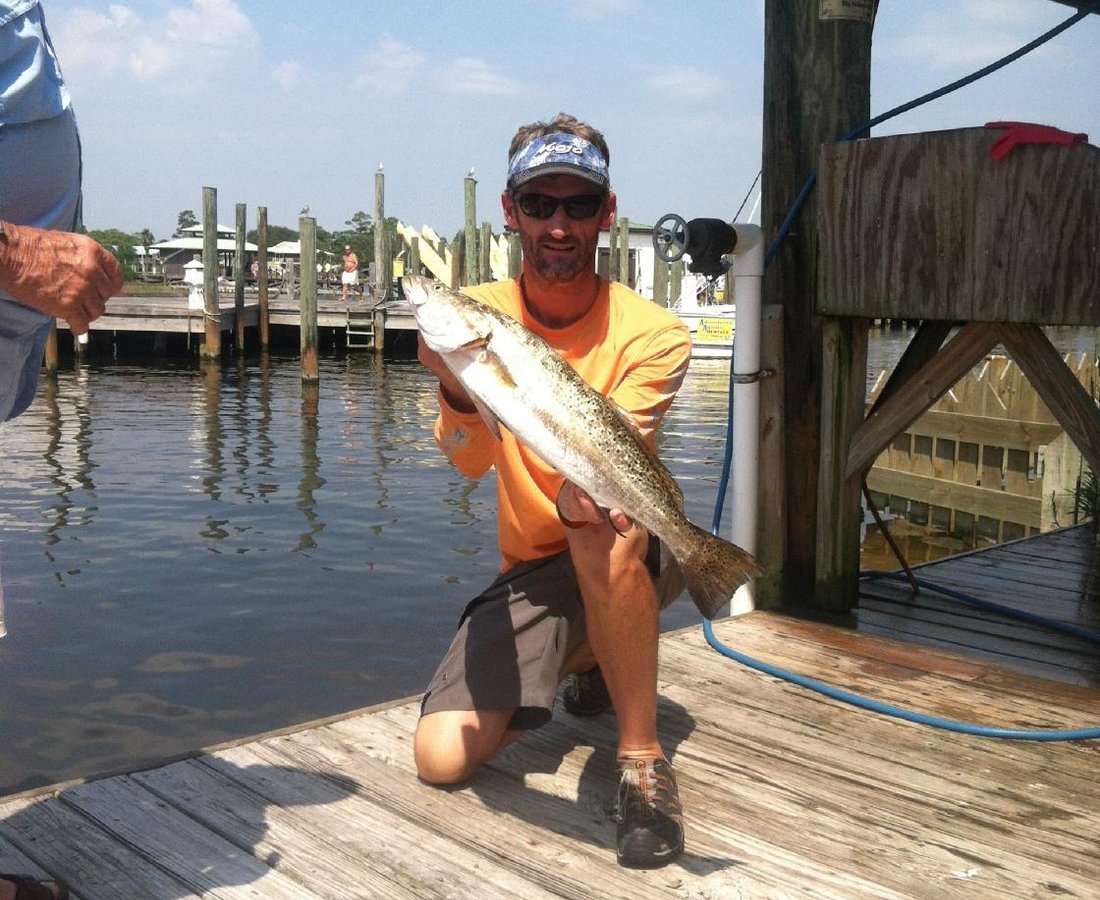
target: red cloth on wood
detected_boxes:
[985,121,1089,160]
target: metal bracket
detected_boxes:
[730,368,775,385]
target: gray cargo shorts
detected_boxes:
[420,534,684,731]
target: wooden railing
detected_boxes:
[866,352,1096,541]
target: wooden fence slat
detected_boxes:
[868,347,1097,536]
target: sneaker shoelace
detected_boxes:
[612,758,679,823]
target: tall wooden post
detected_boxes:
[450,234,464,290]
[653,257,669,308]
[299,216,318,381]
[762,0,874,605]
[463,173,478,286]
[409,235,421,276]
[669,260,684,306]
[234,202,246,353]
[44,325,58,372]
[608,217,619,282]
[374,166,385,302]
[201,186,220,358]
[617,217,631,287]
[479,222,492,284]
[507,232,521,278]
[257,206,269,351]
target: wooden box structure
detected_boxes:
[814,126,1100,608]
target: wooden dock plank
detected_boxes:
[55,777,326,899]
[0,830,70,897]
[856,525,1100,686]
[195,748,556,900]
[1,603,1097,899]
[252,721,687,900]
[323,705,908,900]
[0,793,199,900]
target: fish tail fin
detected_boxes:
[679,523,763,620]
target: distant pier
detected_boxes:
[52,292,418,351]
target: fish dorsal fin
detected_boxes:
[609,400,684,513]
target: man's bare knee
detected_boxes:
[414,708,514,785]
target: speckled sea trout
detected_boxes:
[404,274,761,619]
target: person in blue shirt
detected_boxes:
[0,0,121,425]
[1,2,120,897]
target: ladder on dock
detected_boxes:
[346,307,376,349]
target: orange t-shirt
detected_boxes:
[434,277,691,572]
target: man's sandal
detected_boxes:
[0,874,69,900]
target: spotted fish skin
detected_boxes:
[405,274,761,618]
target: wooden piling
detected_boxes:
[382,227,393,301]
[409,235,421,277]
[608,216,619,282]
[507,232,521,278]
[652,256,669,308]
[257,206,269,351]
[463,174,478,286]
[762,0,873,604]
[374,168,385,302]
[669,260,684,306]
[44,323,58,372]
[299,216,318,381]
[201,187,220,358]
[617,217,630,287]
[450,234,464,289]
[479,222,492,285]
[234,202,246,353]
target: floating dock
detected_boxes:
[1,527,1097,898]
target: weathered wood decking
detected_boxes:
[2,596,1098,899]
[860,524,1100,687]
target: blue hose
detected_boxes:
[705,2,1100,739]
[702,614,1100,741]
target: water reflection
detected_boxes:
[41,370,95,566]
[297,380,323,551]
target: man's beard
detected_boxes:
[522,235,588,281]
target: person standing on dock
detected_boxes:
[415,112,692,869]
[340,243,359,301]
[0,0,121,424]
[0,2,120,897]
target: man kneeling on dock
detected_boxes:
[414,112,692,869]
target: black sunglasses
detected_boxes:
[513,192,606,220]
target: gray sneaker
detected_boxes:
[611,757,685,868]
[562,666,612,717]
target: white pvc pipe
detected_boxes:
[727,224,764,617]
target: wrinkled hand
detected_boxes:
[0,223,123,335]
[556,480,633,533]
[417,332,477,413]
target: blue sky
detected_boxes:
[44,0,1100,240]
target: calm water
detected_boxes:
[0,350,738,795]
[1,324,1094,795]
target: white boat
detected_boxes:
[671,274,734,358]
[677,306,735,358]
